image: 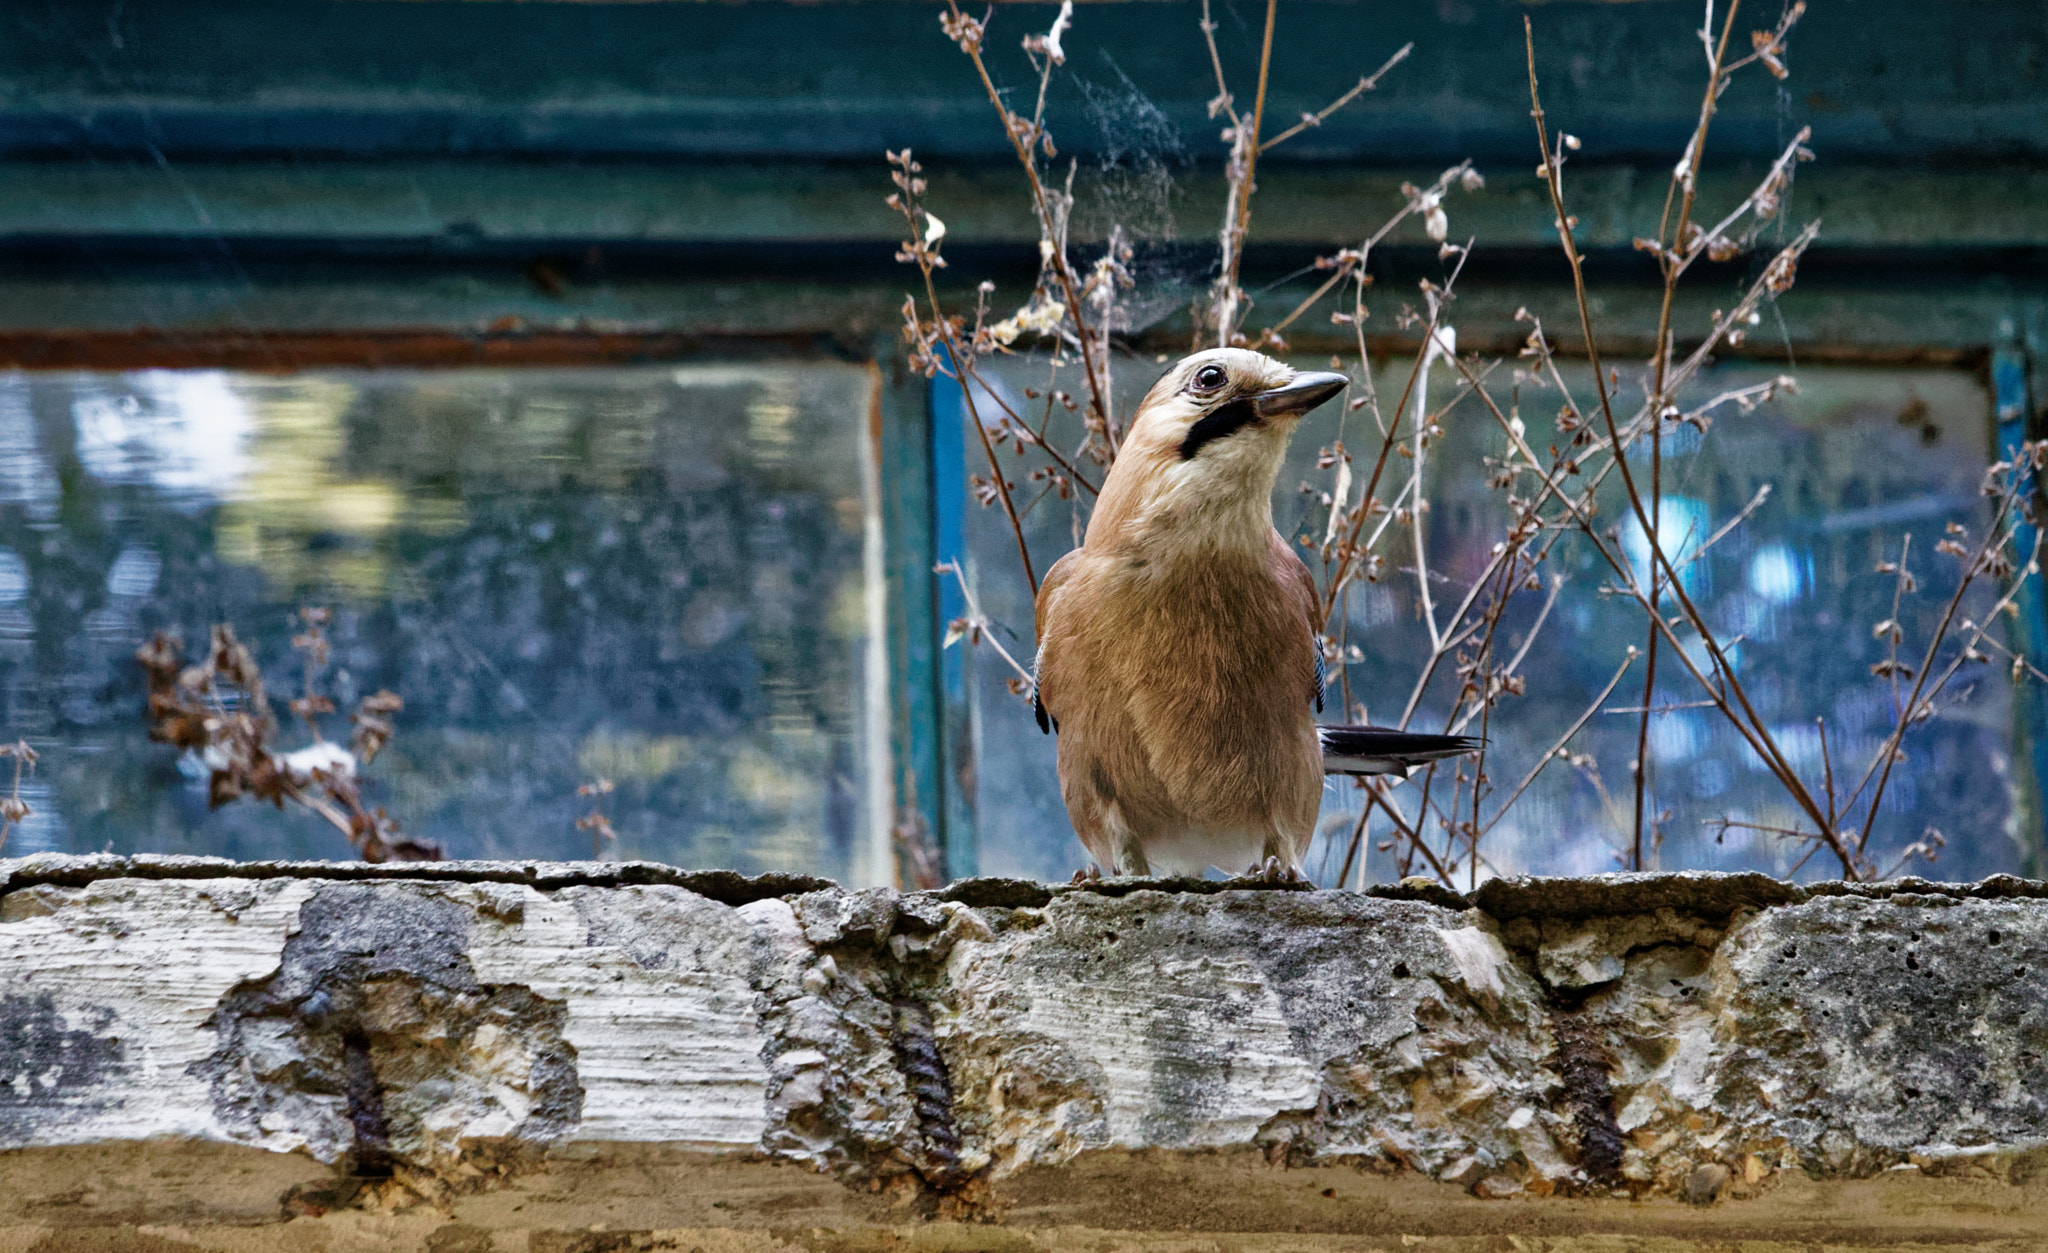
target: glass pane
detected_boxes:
[953,356,2025,885]
[0,363,888,881]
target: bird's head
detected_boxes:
[1090,348,1347,551]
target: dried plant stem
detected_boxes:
[0,740,36,854]
[937,559,1036,685]
[577,778,618,861]
[1478,650,1638,840]
[1209,0,1279,346]
[1199,0,1237,123]
[1263,162,1473,346]
[1676,127,1814,276]
[1525,17,1844,870]
[1261,43,1413,152]
[1853,491,2042,844]
[944,2,1116,449]
[1391,361,1616,733]
[1683,484,1774,568]
[1817,717,1839,829]
[942,353,1102,499]
[1973,631,2048,685]
[1880,536,1914,718]
[1445,320,1852,873]
[137,624,430,863]
[1409,332,1444,650]
[1334,793,1371,889]
[1630,592,1659,868]
[1318,250,1473,622]
[1366,782,1454,886]
[923,269,1038,594]
[1392,303,1778,779]
[1630,0,1743,869]
[1012,399,1101,496]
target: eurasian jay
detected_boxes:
[1032,348,1477,879]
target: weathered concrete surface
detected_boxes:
[5,855,2048,1251]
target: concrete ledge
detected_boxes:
[5,855,2048,1250]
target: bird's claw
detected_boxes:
[1242,856,1308,886]
[1070,864,1105,884]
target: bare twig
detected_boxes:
[890,151,1039,594]
[1334,793,1371,890]
[1479,649,1638,839]
[0,740,36,854]
[940,3,1117,447]
[1678,484,1773,570]
[1208,0,1280,346]
[1854,470,2044,844]
[577,777,618,861]
[1263,161,1476,345]
[1261,43,1413,152]
[937,559,1036,687]
[1367,782,1456,888]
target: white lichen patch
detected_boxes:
[1435,926,1515,1008]
[0,877,318,1150]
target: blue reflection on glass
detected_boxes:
[1748,543,1803,603]
[1622,496,1712,597]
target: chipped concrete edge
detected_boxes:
[10,851,2045,915]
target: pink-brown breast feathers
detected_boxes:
[1033,536,1323,871]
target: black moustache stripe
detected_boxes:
[1178,397,1257,460]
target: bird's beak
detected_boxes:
[1252,371,1348,420]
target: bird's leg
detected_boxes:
[1110,829,1151,877]
[1069,864,1105,883]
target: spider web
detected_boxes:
[1062,50,1210,336]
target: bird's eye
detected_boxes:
[1192,364,1229,391]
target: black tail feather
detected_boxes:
[1318,725,1481,776]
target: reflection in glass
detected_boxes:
[0,365,890,883]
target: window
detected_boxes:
[0,364,894,881]
[3,0,2041,885]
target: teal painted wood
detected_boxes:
[1994,341,2048,875]
[927,357,979,881]
[9,162,2048,251]
[4,1,2045,166]
[875,336,949,887]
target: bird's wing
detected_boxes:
[1032,548,1083,735]
[1269,534,1325,713]
[1034,548,1081,641]
[1314,640,1326,715]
